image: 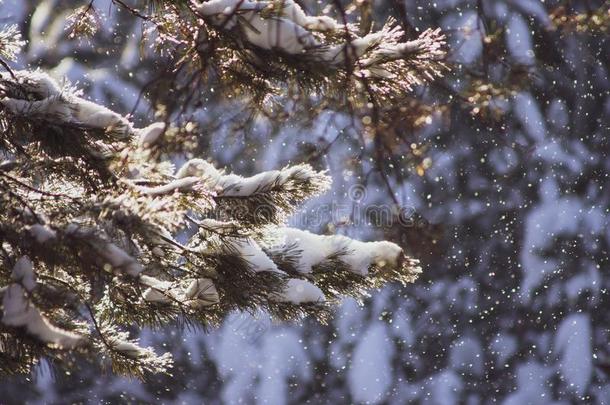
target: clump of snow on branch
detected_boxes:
[138,122,166,147]
[28,224,57,244]
[273,278,325,304]
[196,235,326,304]
[176,158,330,197]
[100,326,173,375]
[196,0,447,79]
[1,257,84,349]
[184,278,220,307]
[0,70,164,140]
[226,237,285,273]
[139,275,220,307]
[273,228,421,280]
[95,241,144,277]
[227,238,326,304]
[137,176,201,196]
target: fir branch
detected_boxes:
[0,63,424,378]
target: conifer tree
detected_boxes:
[0,0,445,377]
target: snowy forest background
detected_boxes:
[0,0,608,403]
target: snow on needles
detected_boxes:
[1,257,84,349]
[138,122,166,147]
[196,0,446,73]
[81,236,144,277]
[139,275,220,307]
[214,236,326,304]
[176,158,331,197]
[276,228,407,276]
[273,279,325,304]
[193,233,326,304]
[0,65,427,377]
[0,70,164,140]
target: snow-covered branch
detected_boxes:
[176,159,330,197]
[0,70,168,142]
[176,159,330,223]
[0,64,423,377]
[1,257,84,349]
[195,0,447,78]
[273,228,418,278]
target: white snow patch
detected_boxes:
[28,224,57,244]
[554,313,592,396]
[274,278,325,304]
[138,177,200,196]
[184,278,220,306]
[490,333,518,365]
[348,322,394,404]
[137,122,165,147]
[98,242,143,277]
[177,159,329,197]
[276,228,405,276]
[442,11,483,64]
[506,13,535,64]
[11,256,37,291]
[502,361,551,405]
[423,370,463,405]
[450,336,484,376]
[513,92,546,142]
[229,237,283,273]
[2,257,84,348]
